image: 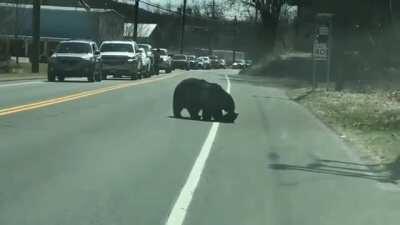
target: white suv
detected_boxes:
[100,41,142,80]
[138,48,151,78]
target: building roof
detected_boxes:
[0,3,124,41]
[0,2,117,13]
[124,23,157,38]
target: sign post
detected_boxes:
[312,13,334,90]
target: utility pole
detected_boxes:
[32,0,40,73]
[255,8,258,24]
[179,0,187,54]
[15,0,19,64]
[211,0,216,19]
[389,0,393,25]
[133,0,140,42]
[232,16,237,63]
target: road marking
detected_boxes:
[225,74,231,92]
[0,75,178,117]
[0,81,43,88]
[165,74,231,225]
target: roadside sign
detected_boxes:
[319,26,329,35]
[313,42,328,61]
[313,13,334,90]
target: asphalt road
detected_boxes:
[1,69,400,225]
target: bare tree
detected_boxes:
[165,0,172,12]
[226,0,287,53]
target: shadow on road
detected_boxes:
[221,76,305,89]
[167,116,234,124]
[268,156,400,184]
[53,80,92,83]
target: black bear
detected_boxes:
[173,78,238,122]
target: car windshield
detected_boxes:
[153,49,167,55]
[138,45,150,52]
[100,43,133,52]
[173,55,186,60]
[209,56,218,59]
[56,42,91,54]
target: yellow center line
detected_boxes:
[0,74,179,117]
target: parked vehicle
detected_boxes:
[138,44,154,75]
[209,55,219,69]
[99,40,142,80]
[172,54,190,70]
[218,58,226,69]
[245,59,253,68]
[0,41,10,72]
[187,55,197,69]
[138,48,151,78]
[232,59,246,69]
[194,57,206,70]
[152,48,172,74]
[197,56,211,69]
[47,40,102,82]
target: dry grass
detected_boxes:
[301,90,400,164]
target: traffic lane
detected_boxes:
[0,70,225,225]
[184,76,400,225]
[0,80,44,88]
[0,72,182,110]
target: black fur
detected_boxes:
[173,78,238,122]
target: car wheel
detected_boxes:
[166,68,172,73]
[102,71,107,80]
[58,75,65,82]
[47,71,55,82]
[95,70,102,82]
[147,65,152,77]
[131,70,138,80]
[88,72,95,82]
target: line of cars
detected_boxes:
[47,39,246,82]
[47,40,173,82]
[170,54,227,71]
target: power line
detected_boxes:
[140,0,226,23]
[141,1,179,15]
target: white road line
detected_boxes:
[225,74,231,92]
[0,81,43,88]
[165,74,231,225]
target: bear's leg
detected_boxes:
[202,108,212,121]
[212,109,223,121]
[173,103,183,118]
[188,107,201,120]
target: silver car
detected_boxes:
[48,40,102,82]
[100,41,142,80]
[152,48,172,73]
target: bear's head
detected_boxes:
[219,89,238,123]
[222,111,239,123]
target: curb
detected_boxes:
[0,77,45,82]
[287,88,314,101]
